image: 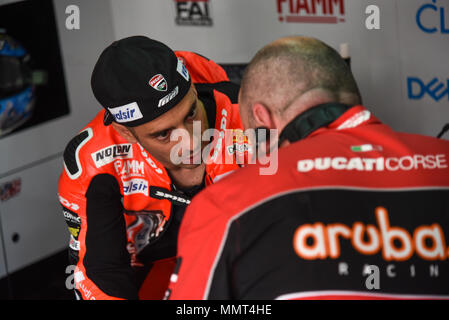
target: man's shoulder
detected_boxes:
[61,110,130,182]
[396,131,449,151]
[174,51,231,85]
[187,126,449,221]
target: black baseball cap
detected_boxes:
[91,36,192,127]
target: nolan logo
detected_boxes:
[92,144,133,168]
[149,74,167,91]
[123,179,149,196]
[108,102,143,123]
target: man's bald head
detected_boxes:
[239,36,361,130]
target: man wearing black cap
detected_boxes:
[58,36,246,300]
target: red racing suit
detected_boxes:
[168,105,449,300]
[58,52,246,300]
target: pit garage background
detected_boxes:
[0,0,447,299]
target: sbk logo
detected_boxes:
[407,77,449,101]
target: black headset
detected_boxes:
[252,103,352,154]
[278,102,352,145]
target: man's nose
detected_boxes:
[177,122,201,154]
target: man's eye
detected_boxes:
[187,106,197,119]
[156,130,170,140]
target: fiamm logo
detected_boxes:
[277,0,346,24]
[407,77,449,102]
[416,0,449,34]
[175,0,212,26]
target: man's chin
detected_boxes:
[178,162,203,169]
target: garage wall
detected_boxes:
[0,0,115,277]
[109,0,448,137]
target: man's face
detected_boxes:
[129,85,207,171]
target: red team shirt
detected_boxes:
[168,105,449,300]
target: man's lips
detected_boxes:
[181,149,202,163]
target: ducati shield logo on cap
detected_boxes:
[149,74,168,92]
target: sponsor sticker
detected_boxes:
[297,154,448,173]
[126,210,167,254]
[158,86,179,108]
[0,178,21,202]
[123,178,149,196]
[177,59,190,82]
[293,206,448,261]
[69,235,81,251]
[108,102,143,123]
[114,160,145,178]
[174,0,213,26]
[149,74,167,91]
[277,0,346,24]
[74,271,85,283]
[91,144,133,168]
[59,195,80,211]
[150,186,191,205]
[351,144,383,152]
[337,110,371,130]
[63,209,81,224]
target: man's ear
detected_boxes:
[252,103,275,129]
[111,122,138,144]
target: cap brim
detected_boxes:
[103,110,114,126]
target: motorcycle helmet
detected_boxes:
[0,30,35,137]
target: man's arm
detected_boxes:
[59,132,138,300]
